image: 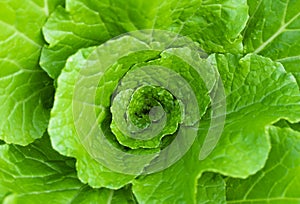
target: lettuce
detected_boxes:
[0,134,136,204]
[0,0,300,203]
[226,126,300,203]
[0,0,63,145]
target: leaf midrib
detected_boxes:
[253,12,300,54]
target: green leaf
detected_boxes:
[226,126,300,203]
[0,185,9,203]
[180,0,248,54]
[206,53,300,176]
[48,47,136,188]
[68,186,137,204]
[3,0,300,203]
[0,134,135,204]
[40,4,111,79]
[132,53,300,203]
[110,85,181,149]
[197,173,226,204]
[274,120,300,132]
[41,0,249,79]
[292,72,300,86]
[49,31,213,189]
[110,186,137,204]
[0,0,63,145]
[243,0,300,74]
[49,33,300,201]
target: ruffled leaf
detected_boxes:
[226,126,300,203]
[41,0,249,78]
[0,0,63,145]
[0,134,135,203]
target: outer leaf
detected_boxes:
[132,53,300,203]
[0,0,63,145]
[197,173,226,204]
[180,0,248,54]
[243,0,300,74]
[41,0,249,78]
[110,186,137,204]
[226,126,300,203]
[0,134,135,204]
[48,47,136,188]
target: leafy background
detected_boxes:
[0,0,299,203]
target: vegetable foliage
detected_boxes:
[0,0,300,203]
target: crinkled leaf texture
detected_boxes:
[48,31,300,204]
[0,134,136,204]
[2,0,300,203]
[226,126,300,203]
[0,0,63,145]
[243,0,300,83]
[41,0,249,78]
[131,53,300,203]
[197,172,226,204]
[48,34,213,188]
